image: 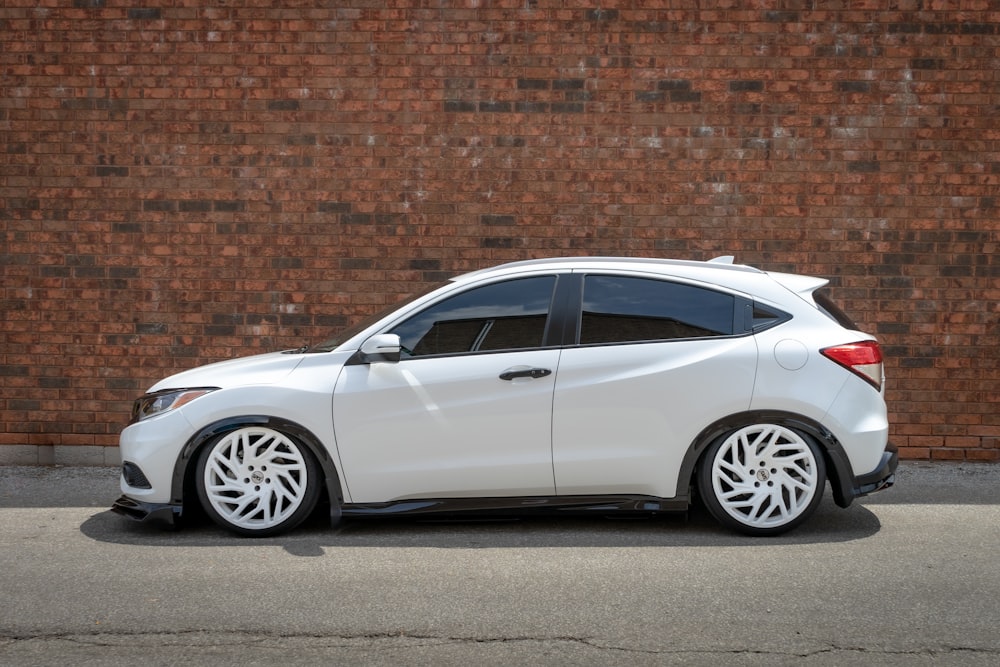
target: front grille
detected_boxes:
[121,461,152,489]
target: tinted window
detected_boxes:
[580,275,735,344]
[814,289,859,330]
[390,276,557,357]
[751,303,790,331]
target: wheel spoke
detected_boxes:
[208,457,237,483]
[717,457,746,480]
[213,491,255,518]
[768,487,792,520]
[274,469,303,496]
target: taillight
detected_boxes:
[820,341,884,391]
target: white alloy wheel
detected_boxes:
[195,426,319,536]
[700,423,825,536]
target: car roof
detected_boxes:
[454,255,765,283]
[451,256,831,308]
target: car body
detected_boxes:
[112,256,897,537]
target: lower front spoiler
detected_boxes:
[111,495,182,528]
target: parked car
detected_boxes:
[113,256,896,537]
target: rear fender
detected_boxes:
[678,410,856,508]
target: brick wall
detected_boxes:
[1,0,997,463]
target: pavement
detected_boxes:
[1,461,999,665]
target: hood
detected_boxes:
[147,350,305,393]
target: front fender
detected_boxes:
[171,415,345,524]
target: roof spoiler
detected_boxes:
[768,272,829,296]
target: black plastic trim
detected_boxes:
[121,461,152,489]
[824,441,897,507]
[341,494,690,518]
[111,491,692,527]
[750,300,793,333]
[853,444,898,497]
[111,495,182,527]
[544,273,581,347]
[344,349,367,366]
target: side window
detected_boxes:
[390,276,557,357]
[580,275,736,344]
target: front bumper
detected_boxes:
[111,495,183,528]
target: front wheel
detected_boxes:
[698,423,826,536]
[195,426,321,537]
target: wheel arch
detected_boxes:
[170,415,345,524]
[676,410,856,509]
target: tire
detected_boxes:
[195,425,321,537]
[698,423,826,537]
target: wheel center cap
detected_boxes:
[250,471,265,484]
[756,469,770,482]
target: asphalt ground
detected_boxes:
[1,461,998,665]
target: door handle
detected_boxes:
[499,367,552,381]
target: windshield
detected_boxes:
[308,282,448,353]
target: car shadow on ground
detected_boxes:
[10,461,999,556]
[78,494,882,556]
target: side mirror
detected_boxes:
[359,333,402,364]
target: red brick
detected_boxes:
[1,1,998,459]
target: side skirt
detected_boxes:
[341,495,691,519]
[111,494,692,529]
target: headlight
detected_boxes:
[129,388,217,424]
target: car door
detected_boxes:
[551,273,758,499]
[332,275,562,504]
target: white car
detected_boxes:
[113,256,897,537]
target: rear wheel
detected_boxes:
[698,423,826,536]
[195,425,320,537]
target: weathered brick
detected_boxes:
[1,1,997,459]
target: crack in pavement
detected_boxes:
[3,631,999,658]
